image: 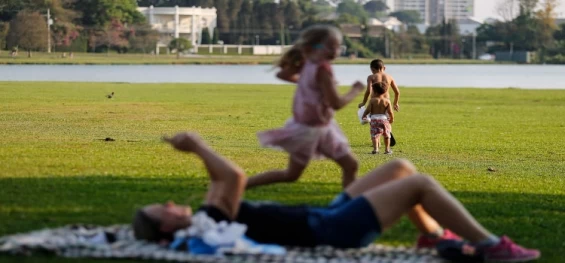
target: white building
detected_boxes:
[458,17,482,35]
[430,0,474,25]
[394,0,430,24]
[392,0,474,25]
[382,17,405,32]
[137,6,217,52]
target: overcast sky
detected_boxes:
[475,0,565,20]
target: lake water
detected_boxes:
[1,64,564,89]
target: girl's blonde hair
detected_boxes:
[277,24,343,69]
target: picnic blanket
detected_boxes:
[0,224,445,262]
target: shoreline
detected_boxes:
[0,53,503,65]
[0,81,563,90]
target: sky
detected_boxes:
[475,0,565,20]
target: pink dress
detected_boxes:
[258,60,351,165]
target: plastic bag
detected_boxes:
[357,106,368,125]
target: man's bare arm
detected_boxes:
[390,77,400,112]
[164,133,246,219]
[358,75,372,108]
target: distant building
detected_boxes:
[394,0,430,24]
[392,0,474,25]
[340,24,363,39]
[137,6,217,53]
[382,17,404,32]
[458,17,482,35]
[430,0,474,25]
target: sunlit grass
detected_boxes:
[0,82,563,262]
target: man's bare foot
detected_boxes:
[162,132,204,152]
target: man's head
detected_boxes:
[132,201,193,243]
[370,59,385,73]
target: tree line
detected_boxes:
[0,0,563,63]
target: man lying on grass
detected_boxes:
[133,132,540,262]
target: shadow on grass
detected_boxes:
[0,176,563,262]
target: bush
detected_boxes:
[54,37,88,53]
[546,54,565,64]
[168,38,192,53]
[397,53,433,59]
[344,37,374,58]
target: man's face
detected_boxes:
[144,201,192,232]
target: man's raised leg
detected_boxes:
[343,159,442,236]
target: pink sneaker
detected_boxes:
[417,229,462,249]
[483,236,540,262]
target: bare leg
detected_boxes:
[344,159,441,234]
[164,132,246,219]
[246,156,307,189]
[376,135,381,152]
[371,135,377,152]
[363,174,492,243]
[384,137,391,153]
[334,153,358,189]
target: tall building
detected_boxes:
[430,0,474,24]
[391,0,474,25]
[393,0,430,24]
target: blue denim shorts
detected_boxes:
[307,192,382,248]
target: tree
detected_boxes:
[496,0,518,21]
[89,19,131,53]
[168,37,191,58]
[201,27,211,44]
[390,10,422,24]
[78,0,145,27]
[0,0,47,22]
[426,19,460,58]
[555,23,565,42]
[337,13,362,24]
[214,0,229,33]
[212,27,219,44]
[518,0,539,16]
[284,0,303,29]
[6,11,47,57]
[129,23,159,53]
[0,22,8,50]
[49,0,82,51]
[363,0,388,14]
[535,0,559,61]
[234,0,253,44]
[337,0,368,23]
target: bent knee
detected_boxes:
[411,174,438,189]
[392,158,417,175]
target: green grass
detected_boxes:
[0,52,499,65]
[1,82,564,262]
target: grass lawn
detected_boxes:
[0,52,498,65]
[0,82,564,262]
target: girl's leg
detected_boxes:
[344,159,441,235]
[334,153,358,188]
[246,155,307,189]
[371,135,377,152]
[363,174,492,243]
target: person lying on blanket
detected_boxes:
[133,132,540,262]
